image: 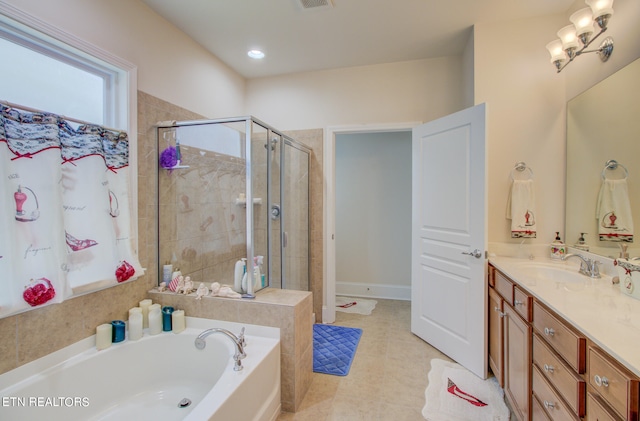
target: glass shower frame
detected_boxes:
[156,116,311,295]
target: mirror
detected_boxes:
[566,58,640,259]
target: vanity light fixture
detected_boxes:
[546,0,614,73]
[247,49,265,59]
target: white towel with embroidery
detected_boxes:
[596,179,634,242]
[506,179,537,238]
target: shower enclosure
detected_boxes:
[156,117,310,295]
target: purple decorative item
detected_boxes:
[160,146,178,169]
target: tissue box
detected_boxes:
[615,259,640,300]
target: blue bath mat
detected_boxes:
[313,324,362,376]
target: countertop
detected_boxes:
[489,255,640,377]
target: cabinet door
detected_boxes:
[489,287,504,387]
[504,303,532,421]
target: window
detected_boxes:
[0,7,134,130]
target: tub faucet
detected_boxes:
[562,253,601,278]
[195,327,246,371]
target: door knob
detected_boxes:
[461,249,482,259]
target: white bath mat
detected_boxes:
[335,296,377,315]
[422,359,510,421]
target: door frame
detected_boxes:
[322,121,421,323]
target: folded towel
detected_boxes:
[596,179,634,242]
[506,179,536,238]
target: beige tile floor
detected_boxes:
[277,298,455,421]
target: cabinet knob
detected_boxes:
[594,374,610,387]
[543,364,555,373]
[544,327,555,336]
[494,307,505,318]
[514,299,524,306]
[543,400,555,410]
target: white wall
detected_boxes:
[1,0,246,119]
[246,56,465,130]
[335,131,412,300]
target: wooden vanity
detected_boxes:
[489,261,640,421]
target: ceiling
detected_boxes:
[141,0,574,79]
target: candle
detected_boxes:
[162,306,174,331]
[96,323,112,350]
[172,309,186,333]
[128,311,143,341]
[129,307,142,318]
[148,307,162,335]
[139,299,152,328]
[111,320,125,343]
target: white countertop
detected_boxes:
[490,255,640,377]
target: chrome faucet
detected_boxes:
[562,253,601,278]
[195,327,246,371]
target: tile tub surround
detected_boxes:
[149,287,313,413]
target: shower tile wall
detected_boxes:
[158,141,247,286]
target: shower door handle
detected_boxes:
[282,231,288,248]
[271,204,281,220]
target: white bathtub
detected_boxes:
[0,317,281,421]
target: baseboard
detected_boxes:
[336,282,410,301]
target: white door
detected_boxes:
[411,103,487,379]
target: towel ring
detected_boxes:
[601,159,628,180]
[510,161,534,180]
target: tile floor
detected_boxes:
[276,298,454,421]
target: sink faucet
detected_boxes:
[195,327,246,371]
[562,253,601,278]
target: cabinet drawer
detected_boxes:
[513,286,532,322]
[533,393,553,421]
[588,347,640,420]
[495,270,514,304]
[533,302,586,373]
[533,365,580,421]
[533,334,586,417]
[586,393,623,421]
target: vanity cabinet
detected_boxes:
[588,346,639,421]
[488,263,640,421]
[489,266,531,421]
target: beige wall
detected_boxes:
[474,0,640,246]
[246,56,466,130]
[474,15,568,245]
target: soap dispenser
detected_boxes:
[550,232,566,260]
[574,233,590,252]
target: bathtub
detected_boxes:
[0,317,281,421]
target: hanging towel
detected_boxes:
[596,179,634,242]
[506,179,537,238]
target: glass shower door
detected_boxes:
[282,141,310,291]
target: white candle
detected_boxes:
[129,307,142,318]
[128,312,143,341]
[139,299,152,329]
[172,310,186,333]
[149,303,161,314]
[96,323,112,350]
[148,307,162,335]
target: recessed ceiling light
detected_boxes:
[247,49,265,59]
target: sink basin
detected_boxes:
[510,262,592,286]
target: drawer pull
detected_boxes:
[594,374,610,387]
[494,307,505,318]
[544,327,555,336]
[514,299,524,306]
[543,364,555,373]
[543,400,556,410]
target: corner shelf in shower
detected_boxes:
[235,198,263,207]
[161,164,190,170]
